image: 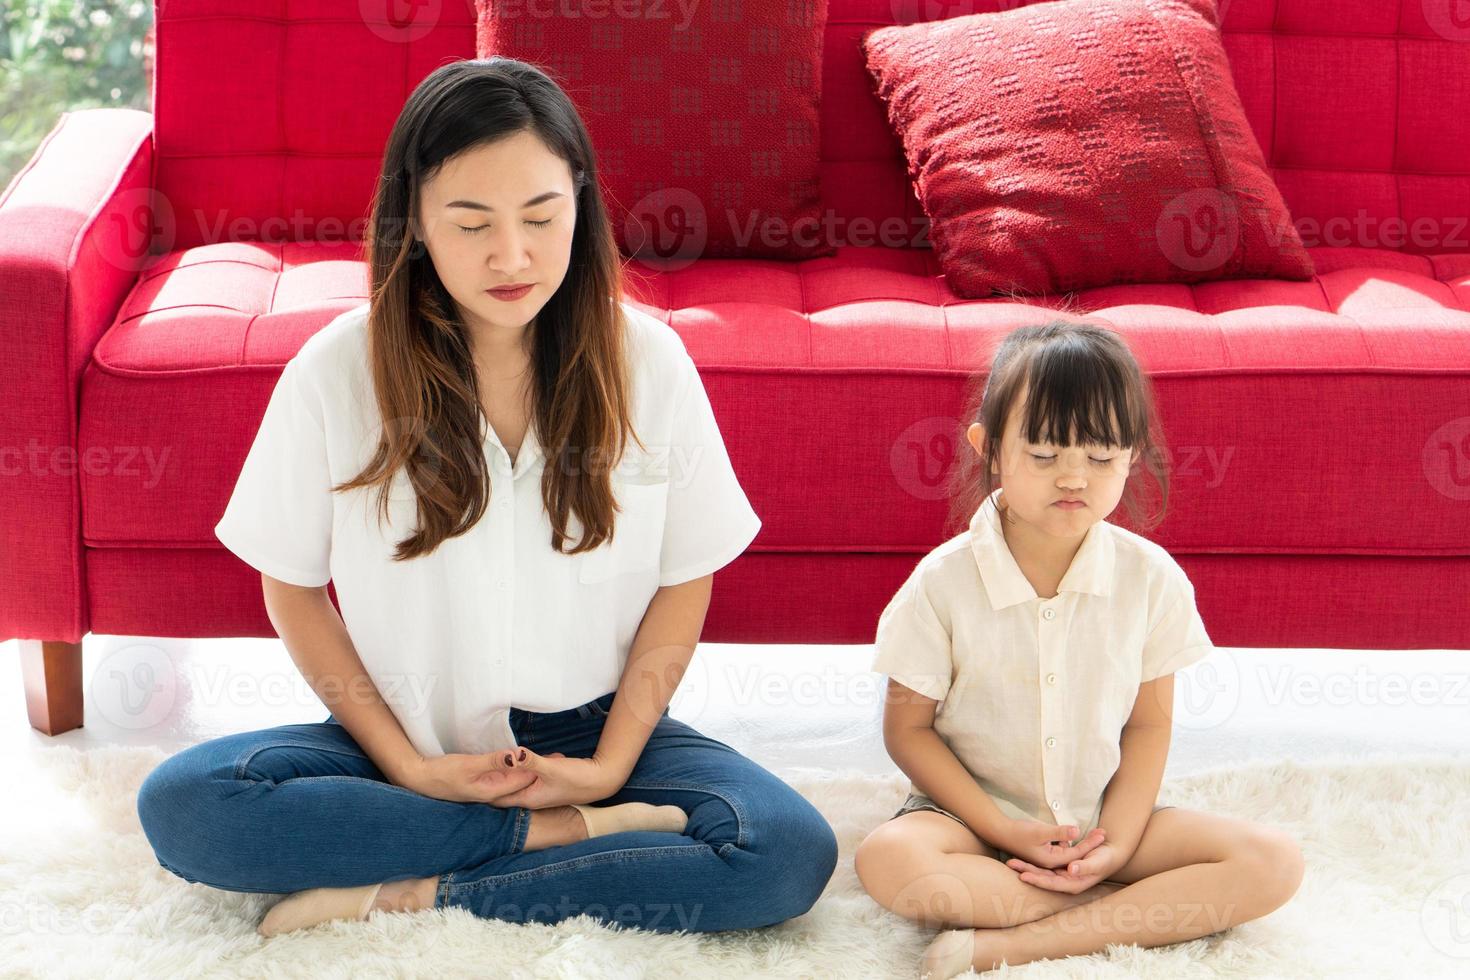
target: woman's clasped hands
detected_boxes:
[393,746,621,808]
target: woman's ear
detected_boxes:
[406,217,428,259]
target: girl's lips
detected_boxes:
[1054,500,1086,509]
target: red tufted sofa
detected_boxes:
[4,0,1469,736]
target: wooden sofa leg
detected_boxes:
[19,639,84,735]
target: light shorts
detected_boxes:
[890,791,1176,865]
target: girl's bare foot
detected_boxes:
[921,927,1018,978]
[920,928,975,979]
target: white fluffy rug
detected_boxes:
[5,746,1468,978]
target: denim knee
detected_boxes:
[136,750,217,881]
[745,805,839,927]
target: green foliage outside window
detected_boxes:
[1,0,154,192]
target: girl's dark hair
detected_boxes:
[339,56,640,561]
[945,320,1170,536]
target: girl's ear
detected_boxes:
[966,422,985,456]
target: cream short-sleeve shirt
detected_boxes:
[870,487,1214,836]
[214,300,762,757]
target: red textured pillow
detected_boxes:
[476,0,833,262]
[862,0,1314,297]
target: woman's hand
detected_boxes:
[1000,818,1109,872]
[1005,841,1125,894]
[489,748,624,809]
[390,750,541,805]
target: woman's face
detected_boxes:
[414,130,578,341]
[966,385,1139,542]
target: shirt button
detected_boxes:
[1046,737,1057,748]
[1047,673,1057,684]
[495,580,509,591]
[1051,800,1060,810]
[1042,608,1056,620]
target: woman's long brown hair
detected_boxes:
[335,57,640,561]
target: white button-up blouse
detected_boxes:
[215,300,762,757]
[870,487,1214,835]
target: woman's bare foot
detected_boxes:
[371,876,437,913]
[523,805,588,851]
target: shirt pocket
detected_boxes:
[577,477,669,584]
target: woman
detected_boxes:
[135,57,838,937]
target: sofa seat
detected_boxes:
[81,241,1470,566]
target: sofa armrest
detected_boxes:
[0,108,154,643]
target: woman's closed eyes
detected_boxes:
[458,218,554,234]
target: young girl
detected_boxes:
[855,322,1304,977]
[135,57,837,937]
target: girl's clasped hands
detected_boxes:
[1000,820,1121,894]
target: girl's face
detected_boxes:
[413,130,578,341]
[966,388,1139,544]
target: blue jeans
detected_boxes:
[136,691,838,933]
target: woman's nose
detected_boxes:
[485,225,532,270]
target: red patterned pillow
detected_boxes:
[862,0,1314,297]
[476,0,833,261]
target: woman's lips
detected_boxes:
[486,284,533,301]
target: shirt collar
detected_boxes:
[970,487,1114,610]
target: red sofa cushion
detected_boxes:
[475,0,835,261]
[81,242,1470,564]
[143,2,1470,259]
[860,0,1315,297]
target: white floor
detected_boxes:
[5,636,1467,782]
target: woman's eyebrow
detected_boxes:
[444,192,565,213]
